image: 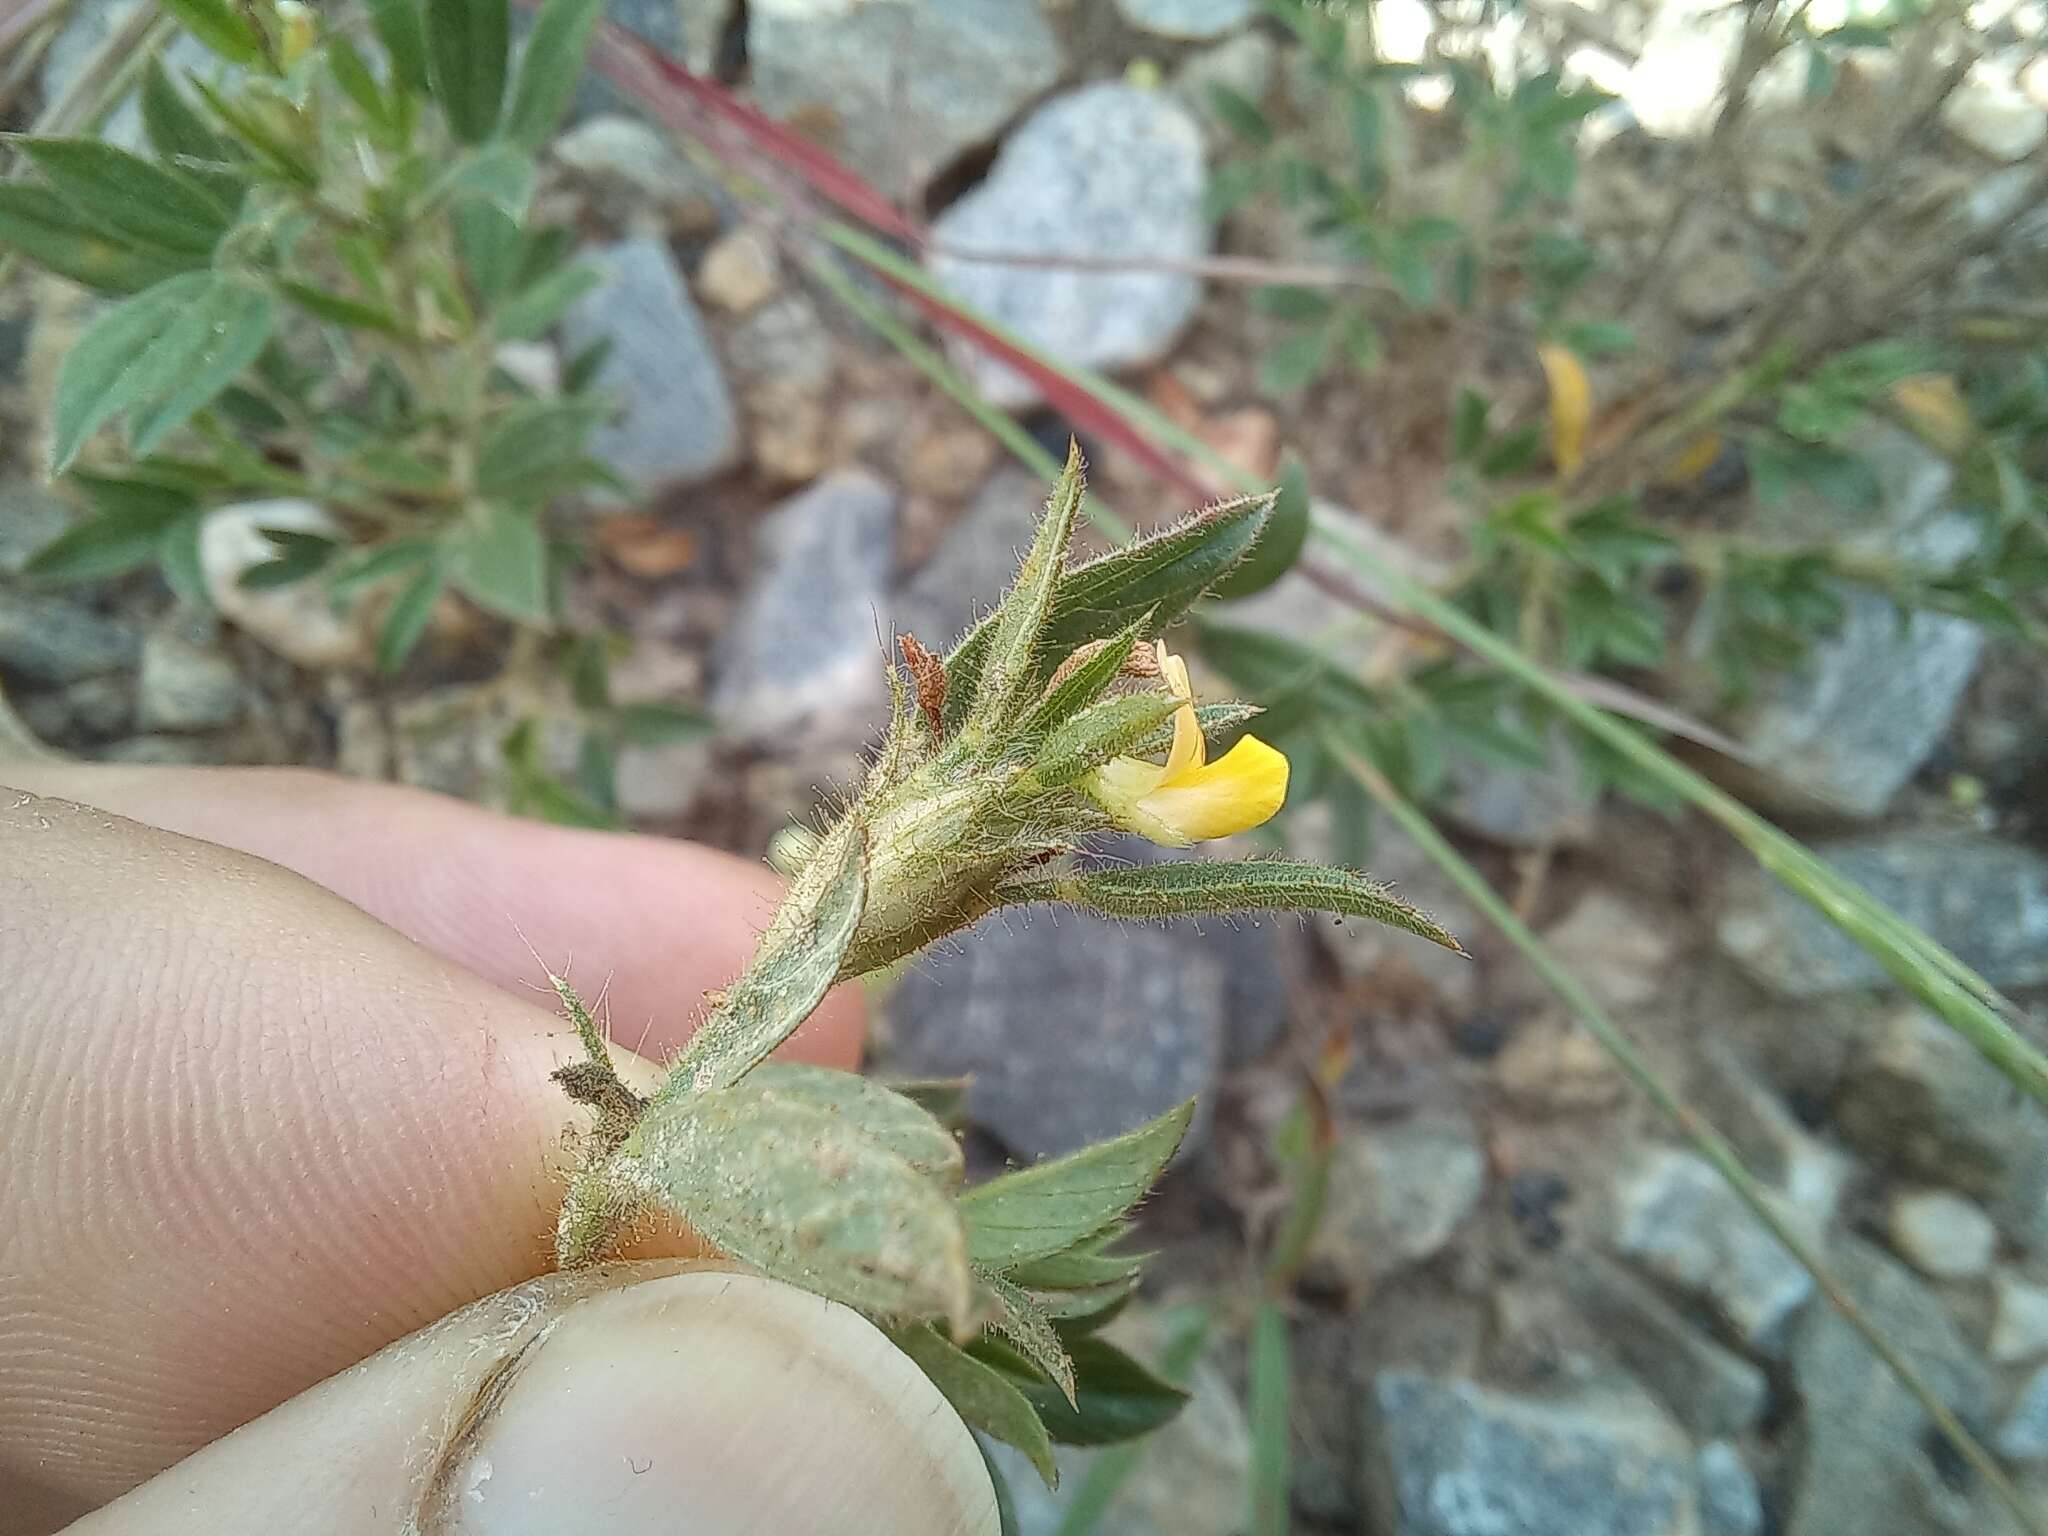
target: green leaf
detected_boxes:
[455,198,523,308]
[979,1268,1077,1404]
[125,281,277,460]
[893,1325,1058,1489]
[279,279,409,336]
[476,398,607,502]
[51,273,273,472]
[1560,319,1636,358]
[1014,858,1467,954]
[157,511,208,607]
[1259,327,1334,397]
[0,184,191,294]
[505,0,605,149]
[447,503,550,625]
[666,821,867,1093]
[15,138,231,259]
[494,262,601,340]
[1209,454,1310,600]
[615,700,712,746]
[941,491,1274,733]
[159,0,265,65]
[239,528,338,589]
[743,1063,964,1184]
[1006,1227,1144,1291]
[624,1081,974,1325]
[1019,1336,1189,1447]
[141,59,242,172]
[1029,693,1181,788]
[424,0,510,144]
[328,36,398,128]
[960,1101,1193,1269]
[24,480,196,582]
[378,560,444,671]
[368,0,432,95]
[970,440,1086,732]
[435,143,534,219]
[1451,388,1490,461]
[331,536,435,598]
[1015,613,1151,743]
[1206,83,1273,145]
[980,1437,1023,1536]
[1250,285,1334,322]
[186,77,316,186]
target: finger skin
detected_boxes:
[0,763,863,1068]
[0,792,698,1517]
[67,1263,997,1536]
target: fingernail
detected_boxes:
[434,1268,997,1536]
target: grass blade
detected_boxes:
[1246,1301,1290,1536]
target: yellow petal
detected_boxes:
[1158,644,1204,777]
[1137,734,1290,844]
[1538,343,1591,478]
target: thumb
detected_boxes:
[68,1261,1000,1536]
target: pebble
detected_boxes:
[1887,1188,1998,1280]
[928,84,1210,409]
[1311,1112,1486,1291]
[136,631,244,732]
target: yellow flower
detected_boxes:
[1087,643,1289,847]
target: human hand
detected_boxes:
[0,765,996,1536]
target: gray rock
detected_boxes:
[1718,831,2048,996]
[1363,1373,1697,1536]
[1294,808,1480,1013]
[0,593,137,686]
[1990,1272,2048,1364]
[1727,590,1982,820]
[558,238,740,498]
[96,733,217,764]
[749,0,1062,203]
[1542,889,1676,1012]
[1567,1254,1771,1439]
[1888,1188,1998,1280]
[1115,0,1257,39]
[1440,726,1599,849]
[1998,1364,2048,1461]
[17,673,132,743]
[571,1,732,116]
[710,470,895,743]
[136,631,244,731]
[1786,1238,1993,1536]
[890,465,1044,653]
[929,85,1209,409]
[1836,1000,2048,1204]
[1610,1143,1829,1355]
[1690,1038,1854,1216]
[551,115,721,213]
[878,855,1285,1159]
[1722,424,1985,819]
[1493,1014,1627,1114]
[1696,1443,1764,1536]
[0,481,71,575]
[1311,1113,1486,1291]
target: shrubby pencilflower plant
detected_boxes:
[546,445,1463,1484]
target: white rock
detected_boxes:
[1943,57,2048,162]
[929,84,1210,409]
[1886,1188,1997,1280]
[1990,1272,2048,1364]
[696,226,780,314]
[200,501,372,669]
[1116,0,1257,40]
